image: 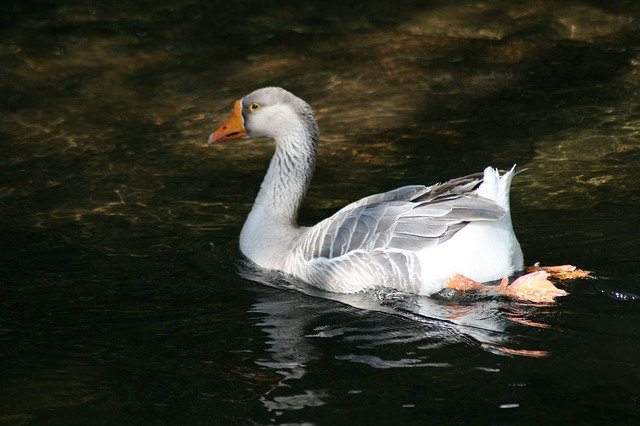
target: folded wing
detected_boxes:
[297,173,506,260]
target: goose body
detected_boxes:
[210,87,524,296]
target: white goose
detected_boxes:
[209,87,571,303]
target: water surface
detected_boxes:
[1,1,640,424]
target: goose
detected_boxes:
[209,87,574,303]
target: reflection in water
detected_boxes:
[251,295,325,411]
[241,262,555,411]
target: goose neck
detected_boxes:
[252,126,318,226]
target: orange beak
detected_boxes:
[208,100,247,144]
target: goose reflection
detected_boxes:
[240,262,550,412]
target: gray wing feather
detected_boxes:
[298,173,505,260]
[394,221,448,237]
[342,185,430,209]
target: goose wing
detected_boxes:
[297,173,505,260]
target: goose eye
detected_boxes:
[249,102,261,111]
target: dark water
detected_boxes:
[2,1,640,424]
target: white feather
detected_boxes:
[225,87,524,295]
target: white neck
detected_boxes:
[239,119,318,268]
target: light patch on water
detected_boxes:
[499,403,520,409]
[261,389,328,411]
[335,354,451,369]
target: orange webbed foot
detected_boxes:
[526,262,592,280]
[499,271,568,303]
[446,273,485,292]
[446,271,570,303]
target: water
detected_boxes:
[1,1,640,424]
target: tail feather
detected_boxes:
[477,165,517,212]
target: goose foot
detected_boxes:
[446,271,568,303]
[498,271,568,303]
[525,263,592,280]
[445,274,486,292]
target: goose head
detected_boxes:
[209,87,318,145]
